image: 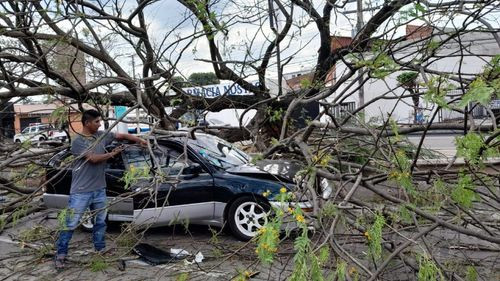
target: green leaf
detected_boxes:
[451,174,480,208]
[459,78,494,107]
[415,3,426,14]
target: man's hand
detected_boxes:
[111,145,125,156]
[138,139,148,148]
[115,133,148,148]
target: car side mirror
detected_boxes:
[183,163,203,175]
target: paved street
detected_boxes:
[407,134,458,157]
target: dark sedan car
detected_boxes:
[43,133,313,240]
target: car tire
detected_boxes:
[39,136,46,141]
[227,196,270,241]
[15,139,21,143]
[80,211,94,232]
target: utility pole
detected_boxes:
[356,0,365,116]
[344,1,383,119]
[131,55,140,134]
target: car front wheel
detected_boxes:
[227,196,270,241]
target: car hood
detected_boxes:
[226,159,303,183]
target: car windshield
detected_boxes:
[189,134,249,169]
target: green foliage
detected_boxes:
[255,218,281,264]
[233,269,253,281]
[312,151,332,167]
[451,174,479,209]
[20,140,32,150]
[250,153,264,164]
[335,260,347,281]
[300,77,312,88]
[455,132,497,166]
[188,72,219,86]
[319,202,337,219]
[289,229,312,281]
[267,107,284,123]
[176,272,189,281]
[88,255,108,272]
[13,163,44,186]
[423,76,454,109]
[465,265,478,281]
[418,255,444,281]
[318,246,330,264]
[18,226,52,243]
[389,150,416,195]
[57,208,73,231]
[427,40,440,52]
[367,213,385,261]
[270,137,280,146]
[356,52,399,79]
[397,71,418,86]
[170,98,183,107]
[398,204,414,224]
[208,226,221,245]
[459,77,495,107]
[122,164,150,190]
[11,205,29,226]
[49,104,67,125]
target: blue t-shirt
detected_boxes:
[70,131,115,194]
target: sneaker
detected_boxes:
[54,255,66,271]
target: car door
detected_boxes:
[128,145,215,225]
[105,147,125,197]
[29,126,37,140]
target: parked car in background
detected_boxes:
[14,123,67,143]
[43,133,315,240]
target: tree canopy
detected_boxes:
[0,0,499,280]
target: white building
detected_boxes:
[321,26,500,124]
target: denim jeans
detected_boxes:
[56,188,107,256]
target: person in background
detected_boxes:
[54,109,147,270]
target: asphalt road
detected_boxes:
[407,134,458,157]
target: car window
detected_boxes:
[30,127,37,133]
[154,147,195,175]
[39,125,50,131]
[189,134,249,169]
[21,127,29,134]
[123,148,151,170]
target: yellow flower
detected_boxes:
[364,231,371,241]
[287,207,294,213]
[262,190,271,197]
[349,267,357,275]
[295,214,305,223]
[280,187,287,193]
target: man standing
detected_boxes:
[55,109,147,270]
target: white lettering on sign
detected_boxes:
[183,82,260,98]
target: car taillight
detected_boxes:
[48,131,53,136]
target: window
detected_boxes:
[189,135,249,169]
[123,147,197,176]
[328,102,356,119]
[124,148,151,170]
[154,147,194,176]
[21,127,29,134]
